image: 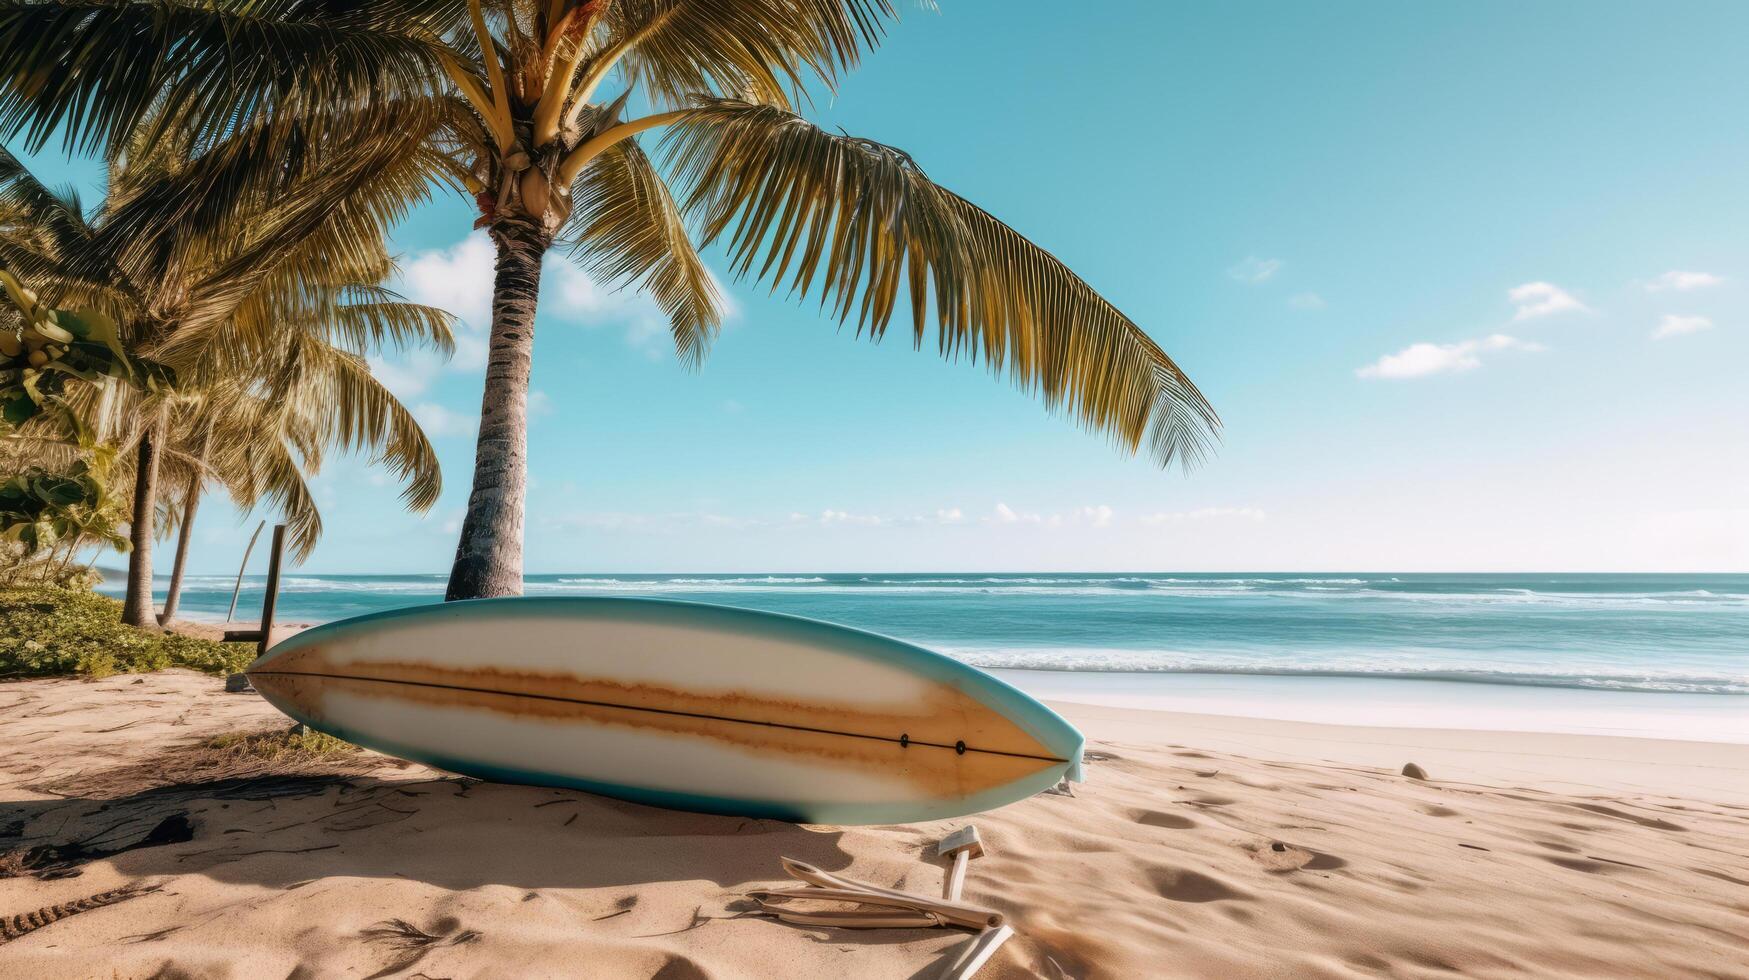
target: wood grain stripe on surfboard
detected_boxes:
[248,669,1069,764]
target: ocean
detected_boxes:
[118,571,1748,698]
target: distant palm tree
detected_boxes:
[0,1,1219,601]
[0,121,454,628]
[153,358,441,625]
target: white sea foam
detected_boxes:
[932,646,1749,695]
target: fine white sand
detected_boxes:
[3,670,1747,978]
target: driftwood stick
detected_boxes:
[748,885,942,913]
[762,908,943,929]
[778,858,1004,930]
[939,925,1015,979]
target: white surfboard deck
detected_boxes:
[245,597,1084,824]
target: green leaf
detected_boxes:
[54,308,124,359]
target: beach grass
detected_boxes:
[203,726,357,760]
[0,586,253,679]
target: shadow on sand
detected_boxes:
[3,772,860,895]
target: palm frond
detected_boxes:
[603,0,900,111]
[0,146,120,297]
[0,0,466,155]
[271,333,443,513]
[662,99,1219,468]
[565,137,720,365]
[320,289,458,358]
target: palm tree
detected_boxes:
[153,358,441,625]
[0,118,454,627]
[0,1,1220,601]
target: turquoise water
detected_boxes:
[116,572,1749,697]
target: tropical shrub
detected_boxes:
[0,586,253,678]
[0,269,169,429]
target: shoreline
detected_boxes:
[1045,700,1749,807]
[998,668,1749,745]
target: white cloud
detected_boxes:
[1652,314,1714,340]
[1357,334,1544,380]
[819,509,882,526]
[1288,292,1325,310]
[1645,270,1723,292]
[401,234,496,330]
[935,507,964,524]
[412,401,477,438]
[528,389,554,416]
[1228,256,1283,284]
[991,501,1034,524]
[543,260,671,355]
[367,356,437,399]
[1143,506,1267,525]
[393,232,741,380]
[1074,505,1114,528]
[1508,281,1587,321]
[988,502,1112,527]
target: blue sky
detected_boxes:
[27,1,1749,573]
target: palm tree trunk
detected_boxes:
[446,223,550,600]
[121,423,163,630]
[159,472,201,625]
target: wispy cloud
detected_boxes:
[1644,270,1723,292]
[1357,334,1544,380]
[1227,256,1283,284]
[1652,314,1714,340]
[367,357,438,399]
[1508,281,1587,321]
[389,232,738,389]
[1142,507,1267,525]
[401,234,495,333]
[1074,505,1114,528]
[991,501,1032,524]
[989,502,1114,527]
[1288,292,1325,310]
[411,402,477,438]
[818,509,884,526]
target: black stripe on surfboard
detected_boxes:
[248,670,1070,765]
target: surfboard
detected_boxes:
[244,597,1083,824]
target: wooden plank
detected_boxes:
[257,524,287,656]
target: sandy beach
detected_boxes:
[2,671,1745,979]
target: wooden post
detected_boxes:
[257,524,287,657]
[223,525,292,654]
[222,523,288,692]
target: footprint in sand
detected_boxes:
[1132,808,1197,830]
[1242,840,1348,873]
[1146,865,1251,902]
[1420,805,1461,817]
[1567,802,1686,832]
[1182,794,1237,808]
[1545,856,1645,875]
[1694,867,1749,888]
[651,956,710,980]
